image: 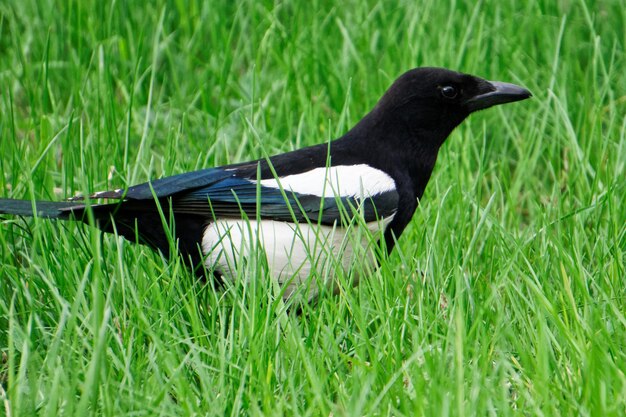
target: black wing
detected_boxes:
[69,166,398,269]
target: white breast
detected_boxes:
[202,216,394,300]
[203,164,397,300]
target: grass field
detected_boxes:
[1,0,625,415]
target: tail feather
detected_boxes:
[0,198,85,219]
[1,197,208,274]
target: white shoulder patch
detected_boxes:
[255,164,395,198]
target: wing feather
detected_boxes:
[76,166,399,225]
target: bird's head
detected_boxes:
[364,67,531,149]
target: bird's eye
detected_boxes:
[440,85,458,99]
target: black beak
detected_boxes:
[465,81,532,112]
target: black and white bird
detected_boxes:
[0,67,531,298]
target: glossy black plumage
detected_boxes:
[0,67,531,281]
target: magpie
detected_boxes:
[0,67,531,298]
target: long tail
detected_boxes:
[0,198,85,219]
[0,197,207,271]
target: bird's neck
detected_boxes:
[338,112,444,199]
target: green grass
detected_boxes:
[1,0,625,415]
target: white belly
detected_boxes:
[201,217,393,300]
